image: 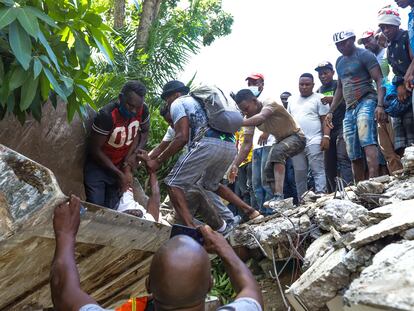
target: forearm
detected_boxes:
[233,144,251,167]
[242,114,266,127]
[137,131,149,150]
[328,90,343,114]
[149,141,170,159]
[50,236,84,309]
[218,244,263,305]
[157,136,186,163]
[146,173,160,221]
[376,82,385,107]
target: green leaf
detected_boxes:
[38,30,60,72]
[0,0,15,6]
[24,7,57,28]
[20,75,39,110]
[90,27,113,64]
[9,21,32,70]
[39,55,52,67]
[67,94,76,122]
[59,74,73,96]
[0,57,4,85]
[43,67,67,101]
[16,7,40,38]
[84,12,102,27]
[0,7,16,29]
[73,32,90,68]
[33,58,42,79]
[39,72,50,100]
[9,65,28,91]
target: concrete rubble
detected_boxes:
[232,148,414,311]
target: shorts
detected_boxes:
[343,97,378,161]
[165,137,237,192]
[264,132,306,183]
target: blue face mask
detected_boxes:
[248,86,261,97]
[119,102,136,119]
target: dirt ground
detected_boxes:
[259,272,294,311]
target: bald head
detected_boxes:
[149,235,212,310]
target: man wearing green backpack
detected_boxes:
[142,81,262,229]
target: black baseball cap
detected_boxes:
[161,80,190,100]
[315,61,334,72]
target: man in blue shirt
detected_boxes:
[326,30,386,182]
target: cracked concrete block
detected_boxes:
[286,248,349,311]
[356,181,385,195]
[303,233,334,270]
[315,200,369,233]
[402,228,414,240]
[344,240,414,311]
[402,146,414,170]
[350,199,414,248]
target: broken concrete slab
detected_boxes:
[356,181,385,195]
[350,199,414,248]
[402,146,414,170]
[315,200,369,233]
[232,215,308,258]
[286,248,349,311]
[286,243,381,311]
[344,240,414,311]
[303,233,334,270]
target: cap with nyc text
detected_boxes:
[315,61,334,72]
[245,73,264,81]
[333,30,356,43]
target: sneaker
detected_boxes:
[263,193,284,208]
[220,219,240,238]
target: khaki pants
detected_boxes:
[377,121,402,173]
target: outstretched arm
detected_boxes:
[200,226,263,308]
[146,171,160,221]
[242,108,273,127]
[50,196,98,311]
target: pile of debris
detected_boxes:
[231,146,414,311]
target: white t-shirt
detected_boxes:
[287,93,329,146]
[252,128,276,150]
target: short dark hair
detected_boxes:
[300,73,314,81]
[121,80,147,97]
[234,89,256,105]
[281,91,292,97]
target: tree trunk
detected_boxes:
[134,0,162,51]
[113,0,126,29]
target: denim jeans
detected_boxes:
[235,162,256,208]
[292,143,327,199]
[252,147,273,212]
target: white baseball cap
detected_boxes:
[333,30,356,43]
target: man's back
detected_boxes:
[336,47,378,108]
[169,96,208,144]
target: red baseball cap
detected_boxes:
[357,30,375,45]
[245,73,264,81]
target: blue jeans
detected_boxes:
[343,97,378,161]
[252,147,273,212]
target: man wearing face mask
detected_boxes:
[84,81,150,210]
[244,74,279,211]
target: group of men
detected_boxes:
[82,2,414,231]
[50,1,414,311]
